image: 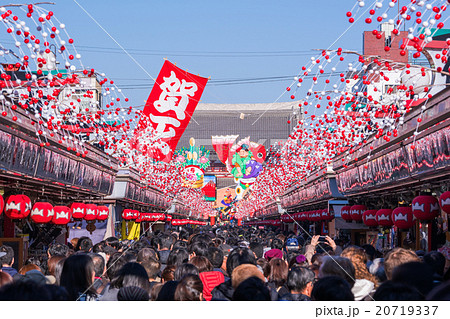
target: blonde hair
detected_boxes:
[341,246,379,287]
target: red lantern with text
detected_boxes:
[84,204,98,221]
[362,210,378,227]
[392,207,415,229]
[133,210,140,220]
[122,209,135,221]
[52,206,71,225]
[5,194,32,219]
[350,205,366,222]
[412,195,440,221]
[0,194,4,216]
[321,208,335,221]
[439,191,450,214]
[341,206,352,221]
[376,209,393,227]
[71,203,86,219]
[97,205,109,221]
[31,202,54,224]
[165,214,172,222]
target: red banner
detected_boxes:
[140,60,208,162]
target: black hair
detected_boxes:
[158,234,173,250]
[423,251,446,277]
[286,266,315,293]
[249,241,264,259]
[156,280,178,301]
[174,263,199,281]
[172,240,188,250]
[232,276,271,301]
[311,276,354,301]
[391,261,434,297]
[427,281,450,301]
[319,256,355,288]
[110,262,150,292]
[206,247,224,269]
[0,245,14,266]
[188,241,209,257]
[88,253,105,278]
[47,243,69,257]
[75,237,93,253]
[167,248,190,267]
[0,281,68,301]
[106,252,129,281]
[59,254,97,300]
[226,247,257,278]
[179,228,190,241]
[174,275,203,301]
[373,281,424,301]
[105,237,121,250]
[271,238,284,250]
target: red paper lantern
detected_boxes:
[362,210,378,227]
[439,191,450,214]
[84,204,98,221]
[376,209,393,227]
[350,205,366,221]
[70,203,86,219]
[165,214,172,222]
[0,194,4,216]
[31,202,54,224]
[133,210,140,220]
[122,209,135,220]
[5,194,32,219]
[392,207,415,229]
[299,211,308,221]
[341,206,352,221]
[321,208,335,221]
[97,205,109,221]
[52,206,71,225]
[412,195,440,221]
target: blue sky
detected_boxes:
[42,0,370,105]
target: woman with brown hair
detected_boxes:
[341,246,378,300]
[189,256,213,273]
[267,258,289,298]
[174,274,204,301]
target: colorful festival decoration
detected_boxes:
[52,206,71,225]
[392,207,415,229]
[376,209,394,227]
[5,195,32,219]
[362,210,378,227]
[440,191,450,214]
[341,206,352,221]
[350,205,366,222]
[31,202,54,224]
[174,138,210,189]
[84,204,98,221]
[96,205,109,221]
[138,60,209,162]
[71,203,86,219]
[412,195,440,221]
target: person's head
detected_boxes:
[117,286,149,301]
[289,254,308,269]
[285,237,300,251]
[172,240,188,250]
[47,243,69,258]
[149,282,164,301]
[106,252,129,281]
[54,257,66,286]
[391,261,434,297]
[179,228,190,241]
[0,271,13,288]
[361,244,376,261]
[136,247,159,263]
[158,234,173,250]
[423,251,446,277]
[0,245,14,266]
[161,265,176,283]
[384,248,420,280]
[318,256,355,288]
[249,241,264,259]
[140,258,161,281]
[256,257,271,278]
[231,264,266,289]
[189,256,213,273]
[341,246,378,287]
[373,281,424,301]
[232,276,271,301]
[269,258,288,287]
[110,262,150,293]
[286,266,316,296]
[75,237,93,253]
[311,276,354,301]
[174,263,199,281]
[226,247,257,278]
[167,248,190,267]
[105,237,121,250]
[188,241,209,258]
[157,280,178,301]
[19,263,42,275]
[174,274,203,301]
[270,238,284,250]
[59,254,96,300]
[206,247,224,269]
[47,255,66,277]
[0,281,68,301]
[88,253,106,278]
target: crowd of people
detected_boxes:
[0,225,449,301]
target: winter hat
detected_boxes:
[264,249,283,261]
